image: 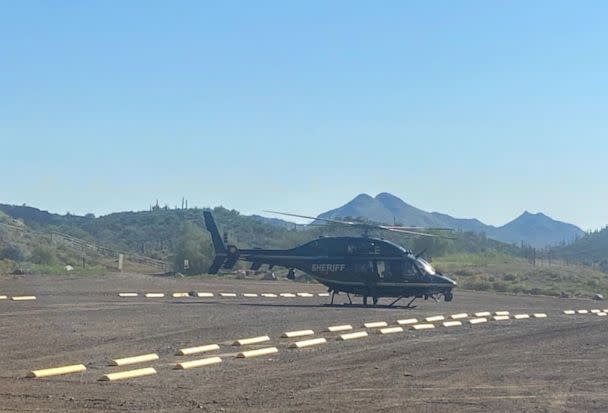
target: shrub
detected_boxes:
[30,245,58,265]
[492,281,508,292]
[0,245,24,262]
[0,259,16,274]
[454,269,473,277]
[511,285,524,294]
[463,279,492,291]
[173,222,213,275]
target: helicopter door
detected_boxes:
[386,261,401,280]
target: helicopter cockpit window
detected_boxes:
[414,257,436,275]
[400,260,419,280]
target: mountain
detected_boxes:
[318,192,487,231]
[0,197,586,257]
[317,193,585,248]
[492,211,585,247]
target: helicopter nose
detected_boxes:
[439,274,457,286]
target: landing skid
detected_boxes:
[330,290,354,305]
[322,302,417,309]
[388,296,417,309]
[323,294,417,309]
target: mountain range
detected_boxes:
[316,193,585,248]
[0,194,586,250]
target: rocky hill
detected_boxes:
[318,193,585,248]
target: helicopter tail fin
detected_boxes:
[204,210,226,255]
[204,210,228,274]
[207,255,226,274]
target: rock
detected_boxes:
[262,272,277,281]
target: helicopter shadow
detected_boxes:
[170,300,227,306]
[238,302,420,310]
[166,301,329,309]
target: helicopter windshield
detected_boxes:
[415,257,436,275]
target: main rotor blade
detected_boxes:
[263,210,360,227]
[383,225,453,231]
[264,210,447,237]
[378,226,439,237]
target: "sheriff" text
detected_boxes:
[311,264,346,272]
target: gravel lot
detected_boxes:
[1,273,607,412]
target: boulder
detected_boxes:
[262,272,277,281]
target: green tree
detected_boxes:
[174,222,213,274]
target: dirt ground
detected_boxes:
[1,272,607,412]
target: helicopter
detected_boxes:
[203,210,456,308]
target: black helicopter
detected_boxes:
[203,210,456,307]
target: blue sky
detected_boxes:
[1,1,607,230]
